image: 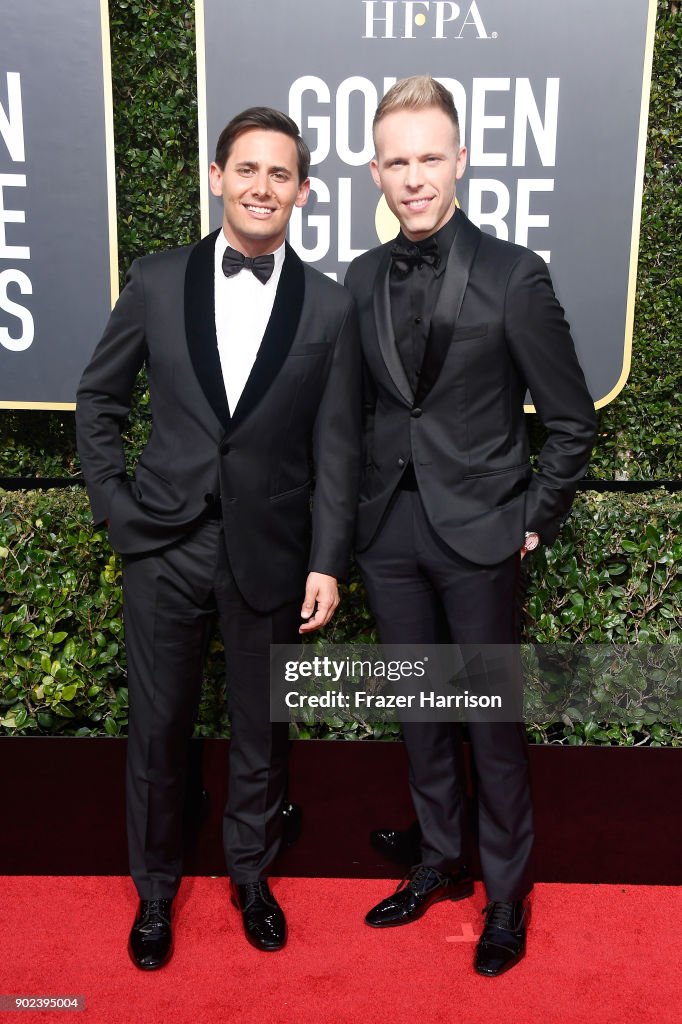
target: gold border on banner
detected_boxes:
[597,0,657,409]
[195,0,659,414]
[0,0,119,411]
[526,0,657,413]
[195,0,210,238]
[101,0,120,311]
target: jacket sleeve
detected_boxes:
[308,295,362,580]
[75,260,148,526]
[344,257,376,469]
[504,250,597,544]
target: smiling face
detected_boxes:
[371,106,467,241]
[209,128,310,257]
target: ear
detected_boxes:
[209,161,224,198]
[370,158,382,190]
[295,177,310,209]
[455,146,468,181]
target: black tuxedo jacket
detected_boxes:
[344,210,597,564]
[76,231,361,612]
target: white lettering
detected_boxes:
[0,174,29,260]
[337,177,364,261]
[289,177,330,262]
[289,76,331,165]
[0,269,33,351]
[457,1,488,38]
[515,179,553,261]
[0,73,25,163]
[402,1,431,38]
[363,1,396,38]
[467,179,509,239]
[336,77,377,165]
[470,79,510,166]
[513,78,559,167]
[433,3,460,39]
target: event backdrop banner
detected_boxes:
[197,0,656,408]
[0,0,117,409]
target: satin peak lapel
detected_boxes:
[372,247,413,407]
[415,211,482,406]
[184,229,231,431]
[229,241,305,431]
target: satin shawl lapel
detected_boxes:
[229,241,305,431]
[184,229,230,431]
[414,211,482,407]
[372,247,413,407]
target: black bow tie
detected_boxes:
[390,237,440,278]
[222,246,275,284]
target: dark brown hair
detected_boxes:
[214,107,311,182]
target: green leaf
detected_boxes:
[104,717,120,736]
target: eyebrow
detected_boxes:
[385,151,447,162]
[235,160,292,175]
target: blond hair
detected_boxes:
[373,76,460,146]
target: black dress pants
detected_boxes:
[121,518,300,898]
[357,489,534,901]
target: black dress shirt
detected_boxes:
[389,210,459,393]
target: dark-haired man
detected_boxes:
[77,108,360,965]
[345,77,596,976]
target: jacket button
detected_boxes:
[220,443,232,454]
[411,407,422,418]
[397,458,405,467]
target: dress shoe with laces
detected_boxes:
[365,863,474,928]
[230,879,287,952]
[475,900,528,976]
[128,898,173,970]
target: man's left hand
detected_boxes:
[299,573,339,633]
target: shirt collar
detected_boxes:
[395,208,459,276]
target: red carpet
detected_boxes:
[0,877,679,1024]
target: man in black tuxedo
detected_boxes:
[76,107,360,966]
[345,77,596,976]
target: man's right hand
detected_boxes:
[299,572,339,633]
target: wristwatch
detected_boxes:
[523,531,540,551]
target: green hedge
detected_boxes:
[0,0,680,478]
[0,2,679,746]
[1,489,679,745]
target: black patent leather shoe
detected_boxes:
[365,863,474,928]
[230,879,287,952]
[475,900,528,976]
[128,898,173,970]
[370,820,423,867]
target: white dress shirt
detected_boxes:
[214,230,285,414]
